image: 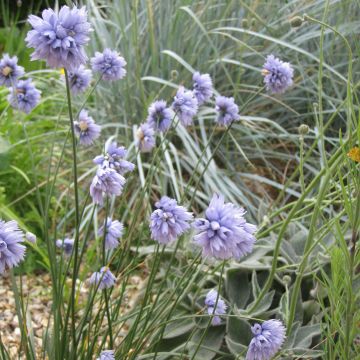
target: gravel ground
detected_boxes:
[0,272,145,358]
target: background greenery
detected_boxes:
[0,0,359,359]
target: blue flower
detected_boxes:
[215,96,240,126]
[246,320,286,360]
[262,55,294,94]
[193,194,256,260]
[0,220,26,274]
[172,86,198,126]
[0,54,24,87]
[56,238,74,257]
[93,141,135,175]
[67,65,92,94]
[146,100,173,132]
[89,267,116,290]
[150,196,193,245]
[205,289,227,326]
[8,79,41,113]
[25,5,91,70]
[97,350,115,360]
[136,123,156,153]
[90,167,126,205]
[91,48,127,81]
[98,217,124,250]
[193,72,213,105]
[25,232,37,244]
[74,109,101,146]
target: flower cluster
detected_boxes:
[137,123,156,153]
[74,109,101,146]
[89,267,116,290]
[7,79,41,113]
[215,96,240,126]
[67,65,92,94]
[0,220,26,274]
[25,6,91,70]
[246,320,286,360]
[193,194,256,260]
[56,238,74,257]
[91,48,127,81]
[97,350,115,360]
[192,72,213,105]
[172,86,198,127]
[262,55,294,94]
[0,54,24,87]
[150,196,193,244]
[205,289,227,326]
[146,100,173,132]
[98,217,124,250]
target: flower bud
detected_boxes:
[242,19,249,29]
[251,18,256,27]
[170,70,178,80]
[298,124,309,135]
[26,232,36,244]
[290,16,303,28]
[282,275,291,286]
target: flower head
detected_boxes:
[193,72,213,105]
[8,79,41,113]
[146,100,173,132]
[89,267,116,290]
[205,289,227,326]
[193,194,256,260]
[98,217,124,250]
[0,220,26,274]
[172,86,198,126]
[0,54,25,87]
[91,48,126,81]
[246,320,286,360]
[97,350,115,360]
[215,96,240,126]
[25,5,91,70]
[347,147,360,163]
[262,55,294,94]
[25,232,37,244]
[74,109,101,146]
[93,141,135,175]
[150,196,193,245]
[67,65,92,94]
[56,238,74,256]
[136,123,156,153]
[90,167,126,205]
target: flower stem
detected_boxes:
[64,69,81,355]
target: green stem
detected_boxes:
[64,69,81,356]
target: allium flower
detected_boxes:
[192,72,213,105]
[215,96,240,126]
[205,289,227,326]
[90,167,126,205]
[0,220,26,274]
[136,123,156,153]
[25,232,37,244]
[89,267,116,290]
[98,217,124,250]
[56,238,74,256]
[193,194,256,260]
[97,350,115,360]
[246,320,286,360]
[0,54,24,87]
[172,86,198,126]
[93,141,135,175]
[25,5,91,70]
[74,109,101,146]
[262,55,294,94]
[67,65,92,94]
[146,100,173,132]
[91,48,127,81]
[150,196,193,245]
[8,79,41,113]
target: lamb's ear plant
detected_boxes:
[0,1,359,360]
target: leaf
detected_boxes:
[225,335,247,356]
[294,324,321,348]
[226,316,252,346]
[225,269,250,309]
[246,290,275,317]
[163,317,195,339]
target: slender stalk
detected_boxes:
[64,69,81,356]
